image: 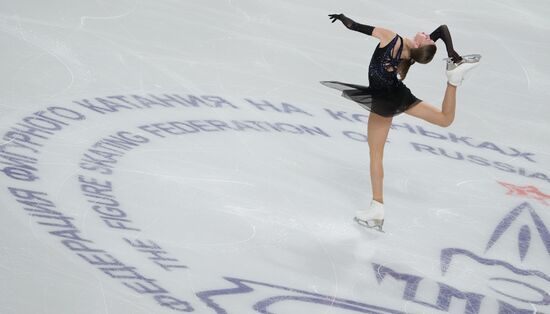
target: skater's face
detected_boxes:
[414,32,435,48]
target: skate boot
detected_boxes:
[354,200,385,232]
[445,54,482,86]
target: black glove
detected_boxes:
[328,13,359,31]
[328,13,344,23]
[430,25,462,63]
[328,13,374,36]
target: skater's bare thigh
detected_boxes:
[404,101,447,127]
[405,102,440,122]
[367,113,393,152]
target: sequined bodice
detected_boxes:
[368,35,403,89]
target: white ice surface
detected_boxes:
[1,1,550,313]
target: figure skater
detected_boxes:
[322,14,481,231]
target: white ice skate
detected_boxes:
[445,54,482,86]
[354,200,385,232]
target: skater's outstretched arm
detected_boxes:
[329,14,395,43]
[429,25,462,62]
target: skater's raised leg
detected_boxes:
[404,57,480,127]
[405,83,457,127]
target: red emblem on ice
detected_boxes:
[498,182,550,206]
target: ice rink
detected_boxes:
[1,1,550,313]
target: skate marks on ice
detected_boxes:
[1,89,549,312]
[195,199,550,314]
[196,277,406,314]
[1,0,550,313]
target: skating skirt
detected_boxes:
[321,81,422,117]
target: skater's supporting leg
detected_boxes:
[404,83,457,127]
[367,113,393,204]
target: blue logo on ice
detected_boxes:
[486,202,550,261]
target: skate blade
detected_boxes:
[444,54,482,71]
[354,217,385,232]
[462,54,482,62]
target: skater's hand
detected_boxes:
[328,14,344,23]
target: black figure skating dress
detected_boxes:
[322,33,419,117]
[323,16,461,117]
